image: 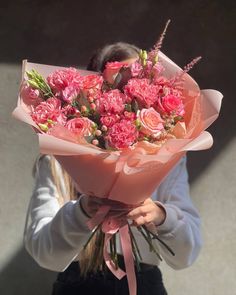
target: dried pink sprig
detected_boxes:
[148,19,171,61]
[170,56,202,85]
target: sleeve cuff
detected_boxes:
[73,196,92,233]
[154,201,183,235]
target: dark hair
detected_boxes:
[87,42,140,72]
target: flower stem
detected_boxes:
[128,225,142,272]
[83,223,102,251]
[138,226,162,261]
[142,225,175,256]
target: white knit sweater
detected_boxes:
[24,155,202,272]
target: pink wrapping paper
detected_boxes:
[13,53,223,205]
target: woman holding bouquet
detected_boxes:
[23,42,202,295]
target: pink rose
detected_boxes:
[106,119,138,149]
[65,117,93,137]
[130,61,142,78]
[103,61,129,84]
[142,61,164,80]
[63,104,80,118]
[122,111,136,121]
[20,83,43,107]
[158,94,185,116]
[31,97,66,128]
[124,78,160,108]
[100,114,120,128]
[138,107,164,137]
[96,89,126,114]
[154,76,169,87]
[61,85,80,103]
[152,62,164,76]
[47,68,81,97]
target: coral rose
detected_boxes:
[80,74,103,91]
[158,94,185,116]
[103,61,129,84]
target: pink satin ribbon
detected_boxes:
[86,203,137,295]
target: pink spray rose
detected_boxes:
[130,61,142,78]
[47,68,81,98]
[65,117,93,137]
[20,83,43,107]
[106,119,138,149]
[61,85,80,103]
[96,89,126,115]
[63,104,81,117]
[137,108,164,138]
[158,94,185,116]
[100,114,120,128]
[122,111,136,121]
[124,78,160,108]
[103,61,129,84]
[31,97,67,128]
[144,61,164,81]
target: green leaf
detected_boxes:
[131,99,139,113]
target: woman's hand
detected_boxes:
[127,198,166,227]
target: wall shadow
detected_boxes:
[0,247,56,295]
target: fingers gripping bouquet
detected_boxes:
[13,21,222,295]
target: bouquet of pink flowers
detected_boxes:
[19,41,192,150]
[13,22,222,295]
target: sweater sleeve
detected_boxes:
[23,155,91,272]
[152,156,203,270]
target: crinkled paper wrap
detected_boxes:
[13,53,223,205]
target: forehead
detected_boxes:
[121,57,138,65]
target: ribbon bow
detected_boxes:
[87,201,138,295]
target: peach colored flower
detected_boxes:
[65,117,93,137]
[138,107,164,137]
